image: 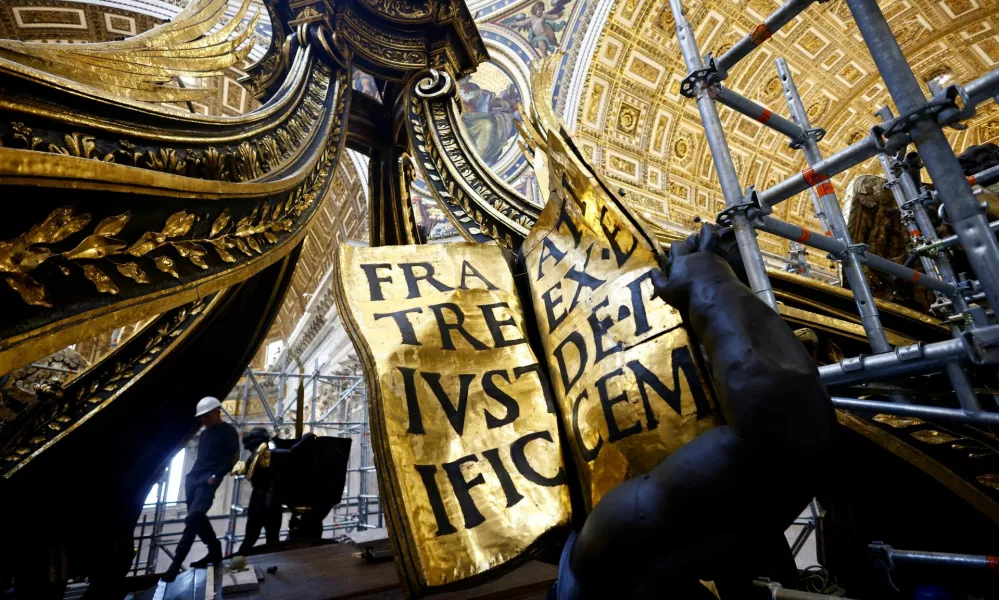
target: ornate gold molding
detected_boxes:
[406,69,539,250]
[0,60,352,375]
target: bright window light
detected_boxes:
[144,448,186,506]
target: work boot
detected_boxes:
[189,548,222,568]
[161,565,180,583]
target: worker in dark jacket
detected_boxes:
[163,396,240,582]
[553,224,836,598]
[232,427,283,555]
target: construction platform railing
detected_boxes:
[135,365,380,574]
[667,0,999,427]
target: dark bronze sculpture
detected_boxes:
[553,224,836,598]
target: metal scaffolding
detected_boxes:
[132,364,380,575]
[667,0,999,427]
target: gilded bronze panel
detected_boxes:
[522,132,719,510]
[335,243,570,595]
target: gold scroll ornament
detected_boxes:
[334,243,570,596]
[522,132,720,510]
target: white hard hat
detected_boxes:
[195,396,222,417]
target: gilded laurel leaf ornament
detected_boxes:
[5,273,51,307]
[27,207,91,245]
[210,208,232,237]
[171,241,210,270]
[62,235,127,260]
[117,262,150,284]
[162,211,196,238]
[93,213,130,237]
[128,232,167,257]
[82,264,119,295]
[154,256,180,279]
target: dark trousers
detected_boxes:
[237,488,282,555]
[171,475,222,569]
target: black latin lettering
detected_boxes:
[514,363,556,414]
[627,359,681,430]
[542,282,568,333]
[397,366,424,434]
[480,302,526,348]
[360,263,393,301]
[537,237,567,281]
[555,202,583,249]
[399,262,455,299]
[429,303,489,351]
[625,270,655,337]
[441,454,487,530]
[597,368,642,443]
[511,430,565,487]
[420,372,474,436]
[564,263,606,314]
[374,307,423,345]
[482,448,524,508]
[459,260,499,290]
[626,347,714,429]
[599,205,638,268]
[672,346,713,420]
[553,331,587,393]
[587,297,622,365]
[482,370,520,429]
[572,390,602,462]
[414,464,457,536]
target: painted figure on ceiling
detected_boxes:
[502,0,571,56]
[459,80,520,165]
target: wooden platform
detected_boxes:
[141,543,556,600]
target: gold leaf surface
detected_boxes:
[154,255,179,278]
[910,430,960,445]
[82,264,119,294]
[210,207,231,237]
[873,414,925,429]
[162,211,195,238]
[117,261,150,284]
[27,207,91,245]
[93,212,131,237]
[5,274,51,307]
[63,234,126,260]
[128,231,167,257]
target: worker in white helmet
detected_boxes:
[162,396,240,582]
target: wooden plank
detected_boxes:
[233,543,557,600]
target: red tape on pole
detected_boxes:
[757,109,773,124]
[815,182,835,197]
[750,24,772,45]
[908,271,920,283]
[797,229,811,243]
[803,168,830,186]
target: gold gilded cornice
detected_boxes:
[405,69,539,249]
[0,65,352,375]
[0,0,258,103]
[1,292,224,478]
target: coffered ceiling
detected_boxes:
[569,0,999,257]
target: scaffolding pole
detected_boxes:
[670,0,999,434]
[844,0,999,311]
[670,0,778,311]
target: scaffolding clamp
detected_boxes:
[843,242,870,262]
[932,83,975,129]
[881,96,962,138]
[716,187,768,226]
[870,542,901,592]
[789,126,826,150]
[680,66,718,98]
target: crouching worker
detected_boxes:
[552,224,837,598]
[232,427,283,555]
[163,396,239,582]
